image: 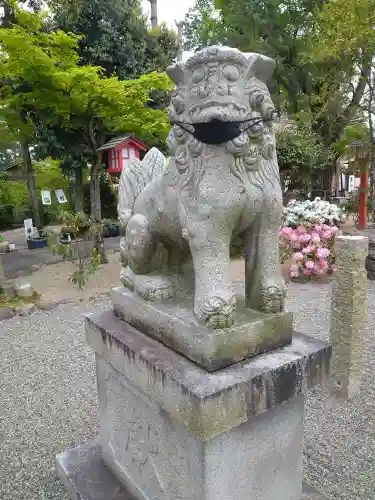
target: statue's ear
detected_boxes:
[166,63,185,85]
[245,53,276,82]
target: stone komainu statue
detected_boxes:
[118,46,284,329]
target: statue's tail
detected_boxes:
[117,147,166,229]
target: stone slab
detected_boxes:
[85,309,331,441]
[111,286,293,372]
[56,440,327,500]
[301,483,328,500]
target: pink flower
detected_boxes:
[302,245,314,254]
[281,227,293,236]
[300,233,311,243]
[322,230,333,240]
[292,252,304,261]
[319,258,328,269]
[323,224,331,231]
[317,247,330,259]
[311,233,321,243]
[331,226,339,234]
[314,224,323,232]
[297,226,307,234]
[292,242,302,249]
[305,260,315,270]
[314,265,325,276]
[289,232,298,242]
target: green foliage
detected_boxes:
[48,0,178,79]
[333,123,370,157]
[183,0,222,51]
[49,210,106,290]
[51,237,101,290]
[276,122,334,194]
[49,0,148,79]
[310,0,375,61]
[0,172,30,228]
[183,0,371,149]
[0,2,174,222]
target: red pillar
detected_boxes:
[358,160,369,230]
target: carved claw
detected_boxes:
[120,266,134,290]
[195,293,236,329]
[135,275,174,303]
[258,283,285,314]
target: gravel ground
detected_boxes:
[1,281,375,499]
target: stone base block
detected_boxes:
[56,440,327,500]
[111,286,293,371]
[76,309,332,500]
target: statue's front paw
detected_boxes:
[135,275,174,303]
[195,292,236,329]
[259,281,286,314]
[120,266,134,290]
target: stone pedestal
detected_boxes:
[57,309,331,500]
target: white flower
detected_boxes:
[282,198,343,227]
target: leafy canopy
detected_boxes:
[0,3,173,146]
[48,0,178,79]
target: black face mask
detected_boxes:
[172,117,263,145]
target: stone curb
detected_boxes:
[0,298,74,322]
[0,293,111,322]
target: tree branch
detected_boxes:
[343,56,372,124]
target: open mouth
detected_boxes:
[189,101,249,120]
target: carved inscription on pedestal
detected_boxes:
[100,364,191,500]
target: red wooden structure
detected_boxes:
[358,158,369,230]
[97,135,148,174]
[349,140,370,230]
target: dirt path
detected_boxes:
[20,254,246,304]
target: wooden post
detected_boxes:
[358,162,368,229]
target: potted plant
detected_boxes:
[59,211,90,244]
[102,219,120,238]
[26,229,50,250]
[279,198,345,281]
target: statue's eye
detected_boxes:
[223,65,240,81]
[192,67,206,84]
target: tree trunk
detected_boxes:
[335,158,341,197]
[149,0,158,28]
[94,227,108,264]
[73,166,85,213]
[21,139,41,229]
[90,155,102,221]
[2,1,14,28]
[175,21,184,62]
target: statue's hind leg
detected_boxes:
[121,214,174,302]
[244,200,285,313]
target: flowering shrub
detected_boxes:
[282,198,346,228]
[280,224,339,278]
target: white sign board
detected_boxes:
[24,218,33,239]
[348,175,355,192]
[41,190,52,205]
[55,189,67,204]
